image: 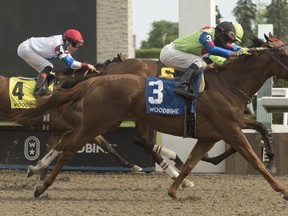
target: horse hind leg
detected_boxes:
[201,148,237,165]
[34,128,90,197]
[95,135,142,172]
[27,134,62,180]
[27,149,61,178]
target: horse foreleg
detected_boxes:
[168,139,215,200]
[227,129,288,200]
[94,135,142,172]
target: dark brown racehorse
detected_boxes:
[11,33,288,200]
[1,58,194,187]
[0,58,143,172]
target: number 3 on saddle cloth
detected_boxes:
[9,77,54,109]
[145,69,205,138]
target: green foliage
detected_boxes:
[140,20,178,49]
[232,0,257,46]
[135,48,161,58]
[264,0,288,42]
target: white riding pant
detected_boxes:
[17,39,53,73]
[160,43,206,71]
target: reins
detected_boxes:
[250,43,288,71]
[218,43,288,105]
[230,85,252,104]
[219,75,252,104]
[249,43,288,52]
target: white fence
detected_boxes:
[262,88,288,125]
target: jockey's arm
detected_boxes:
[56,45,98,72]
[200,33,235,58]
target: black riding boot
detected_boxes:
[33,67,53,98]
[173,63,199,99]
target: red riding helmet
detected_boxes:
[63,29,84,47]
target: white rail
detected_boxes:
[261,88,288,125]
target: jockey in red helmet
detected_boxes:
[63,29,84,48]
[17,28,98,98]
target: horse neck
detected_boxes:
[219,56,275,98]
[106,58,149,76]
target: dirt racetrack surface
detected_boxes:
[0,170,287,216]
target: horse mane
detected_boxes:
[60,73,101,89]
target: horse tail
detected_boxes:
[10,78,93,123]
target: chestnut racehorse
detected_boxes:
[26,55,274,183]
[55,54,275,172]
[11,34,288,199]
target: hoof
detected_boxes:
[168,188,178,200]
[26,165,36,178]
[34,186,44,198]
[284,193,288,200]
[131,165,142,173]
[181,178,195,188]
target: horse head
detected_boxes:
[263,33,288,80]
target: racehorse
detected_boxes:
[55,54,275,171]
[0,58,141,172]
[28,54,275,181]
[1,58,194,187]
[11,33,288,200]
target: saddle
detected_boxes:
[151,61,206,138]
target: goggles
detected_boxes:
[225,31,237,42]
[71,39,84,48]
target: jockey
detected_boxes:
[203,22,245,66]
[17,29,98,98]
[160,21,250,99]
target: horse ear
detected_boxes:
[269,32,274,38]
[264,34,269,41]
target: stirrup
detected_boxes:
[33,87,52,98]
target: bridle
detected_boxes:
[250,43,288,71]
[221,43,288,105]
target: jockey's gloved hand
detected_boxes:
[233,48,251,57]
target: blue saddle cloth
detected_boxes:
[145,69,203,115]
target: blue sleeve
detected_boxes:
[61,55,75,67]
[199,32,233,58]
